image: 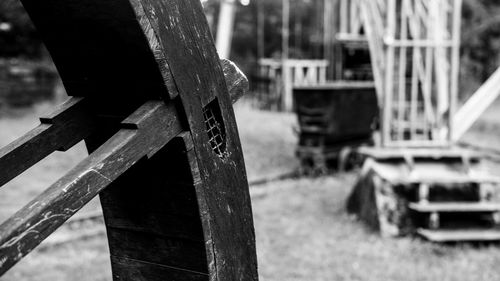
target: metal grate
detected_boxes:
[203,99,227,158]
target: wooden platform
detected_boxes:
[358,147,482,161]
[293,81,374,90]
[409,202,500,213]
[364,158,500,185]
[417,229,500,242]
[349,147,500,242]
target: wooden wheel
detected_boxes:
[0,1,258,280]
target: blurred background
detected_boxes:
[2,0,500,280]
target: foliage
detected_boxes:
[461,0,500,82]
[204,0,326,76]
[209,0,500,94]
[0,0,43,58]
[1,0,500,87]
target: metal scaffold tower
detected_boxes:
[347,0,463,147]
[345,0,500,242]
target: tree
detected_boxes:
[0,0,43,58]
[461,0,500,81]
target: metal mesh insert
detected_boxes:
[203,98,227,158]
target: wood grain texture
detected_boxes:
[221,59,249,104]
[0,97,95,188]
[0,54,244,189]
[14,0,258,280]
[100,134,209,276]
[111,255,209,281]
[0,101,183,275]
[0,58,250,278]
[131,1,258,279]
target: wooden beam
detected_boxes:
[0,97,95,188]
[0,101,183,275]
[0,58,245,190]
[221,58,249,104]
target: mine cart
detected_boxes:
[293,81,378,174]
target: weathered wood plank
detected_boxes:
[99,131,210,277]
[132,1,258,279]
[0,97,95,188]
[0,101,183,275]
[107,229,207,273]
[111,255,209,281]
[418,229,500,242]
[221,58,249,104]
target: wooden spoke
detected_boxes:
[0,101,183,275]
[0,97,95,188]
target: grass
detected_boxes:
[2,100,500,280]
[254,176,500,281]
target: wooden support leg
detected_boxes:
[479,184,494,202]
[461,154,472,175]
[403,153,415,175]
[419,183,430,204]
[338,146,352,172]
[429,212,440,229]
[492,212,500,225]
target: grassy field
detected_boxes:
[1,100,500,280]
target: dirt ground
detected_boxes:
[1,100,500,280]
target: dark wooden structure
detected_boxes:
[293,81,378,173]
[333,40,373,82]
[0,1,258,280]
[347,147,500,241]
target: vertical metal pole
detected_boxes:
[398,0,408,141]
[410,0,418,141]
[383,0,397,146]
[333,0,343,80]
[282,0,292,111]
[449,0,463,142]
[324,0,336,80]
[340,0,348,34]
[257,0,265,60]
